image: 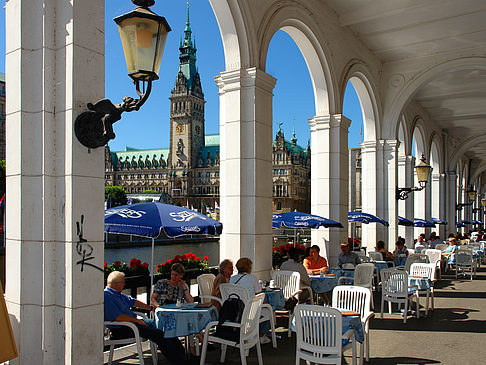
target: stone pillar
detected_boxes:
[438,173,447,238]
[414,168,427,238]
[309,115,349,266]
[360,141,385,251]
[397,155,414,244]
[383,140,399,248]
[5,1,105,364]
[446,171,457,235]
[215,68,276,279]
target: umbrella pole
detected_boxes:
[294,228,297,247]
[151,238,155,289]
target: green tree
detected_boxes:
[105,186,127,207]
[142,189,158,194]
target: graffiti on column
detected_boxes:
[76,215,103,272]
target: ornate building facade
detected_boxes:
[105,9,310,213]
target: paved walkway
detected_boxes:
[105,267,486,364]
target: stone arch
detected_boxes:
[208,0,250,70]
[340,61,381,141]
[470,163,486,182]
[258,4,337,115]
[411,117,428,158]
[397,115,410,157]
[429,134,442,221]
[412,118,428,233]
[429,133,443,174]
[449,133,486,170]
[384,57,486,139]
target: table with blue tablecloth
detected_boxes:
[408,276,432,291]
[155,303,218,338]
[291,308,364,346]
[373,261,390,272]
[263,288,285,310]
[309,274,338,294]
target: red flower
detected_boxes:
[181,255,188,260]
[114,261,121,266]
[194,256,200,261]
[142,262,149,269]
[168,259,173,264]
[174,255,181,262]
[203,256,209,261]
[104,262,107,268]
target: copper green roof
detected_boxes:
[205,134,219,146]
[273,139,309,158]
[112,147,169,169]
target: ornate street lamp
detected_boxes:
[456,185,476,211]
[396,154,432,200]
[75,0,171,149]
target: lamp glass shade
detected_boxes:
[115,7,171,81]
[415,155,432,184]
[468,189,477,202]
[481,197,486,207]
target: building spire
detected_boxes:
[184,2,192,46]
[291,118,297,145]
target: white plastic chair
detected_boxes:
[456,249,474,280]
[199,293,265,365]
[409,263,435,316]
[294,305,356,365]
[424,249,442,279]
[104,312,158,365]
[369,251,384,262]
[219,283,277,348]
[401,253,429,273]
[272,270,314,337]
[380,269,419,323]
[197,273,223,305]
[332,286,374,363]
[338,263,375,309]
[435,243,448,252]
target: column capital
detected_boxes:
[308,114,351,131]
[360,140,380,152]
[215,67,276,94]
[382,139,400,152]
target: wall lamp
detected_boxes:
[75,0,171,149]
[456,185,476,211]
[396,154,432,200]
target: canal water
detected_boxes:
[104,240,220,268]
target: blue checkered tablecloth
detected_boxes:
[155,303,218,338]
[309,274,338,293]
[263,288,285,310]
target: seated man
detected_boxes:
[428,232,443,249]
[280,247,311,303]
[337,243,360,268]
[303,245,329,274]
[104,271,191,365]
[414,235,428,253]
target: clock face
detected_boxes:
[195,125,201,136]
[176,123,185,134]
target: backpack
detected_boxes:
[214,293,245,342]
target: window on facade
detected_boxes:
[277,202,282,210]
[215,171,219,177]
[206,172,211,177]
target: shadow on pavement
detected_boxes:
[369,356,440,364]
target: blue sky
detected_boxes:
[0,0,363,151]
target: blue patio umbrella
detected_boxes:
[348,211,389,226]
[413,218,436,228]
[272,211,343,229]
[461,220,472,225]
[432,218,448,225]
[105,202,223,285]
[398,216,414,226]
[456,222,466,228]
[472,220,483,225]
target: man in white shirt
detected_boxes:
[280,247,311,303]
[428,232,443,249]
[414,235,428,253]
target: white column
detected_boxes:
[360,141,385,251]
[414,168,427,238]
[438,173,447,238]
[309,115,349,266]
[397,155,414,244]
[446,171,457,235]
[215,68,276,279]
[383,140,399,248]
[431,173,440,233]
[5,1,105,364]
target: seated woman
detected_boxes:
[151,263,194,307]
[393,240,409,266]
[211,259,233,311]
[230,257,271,345]
[375,240,394,261]
[443,237,459,268]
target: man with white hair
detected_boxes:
[104,271,192,365]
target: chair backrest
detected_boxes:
[456,249,473,266]
[219,283,252,304]
[435,243,448,252]
[410,263,436,281]
[239,293,265,348]
[197,273,216,303]
[332,285,371,319]
[380,269,409,299]
[369,251,384,261]
[407,248,416,255]
[353,263,375,287]
[294,305,342,358]
[424,249,441,265]
[404,253,429,273]
[358,255,371,263]
[272,270,300,300]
